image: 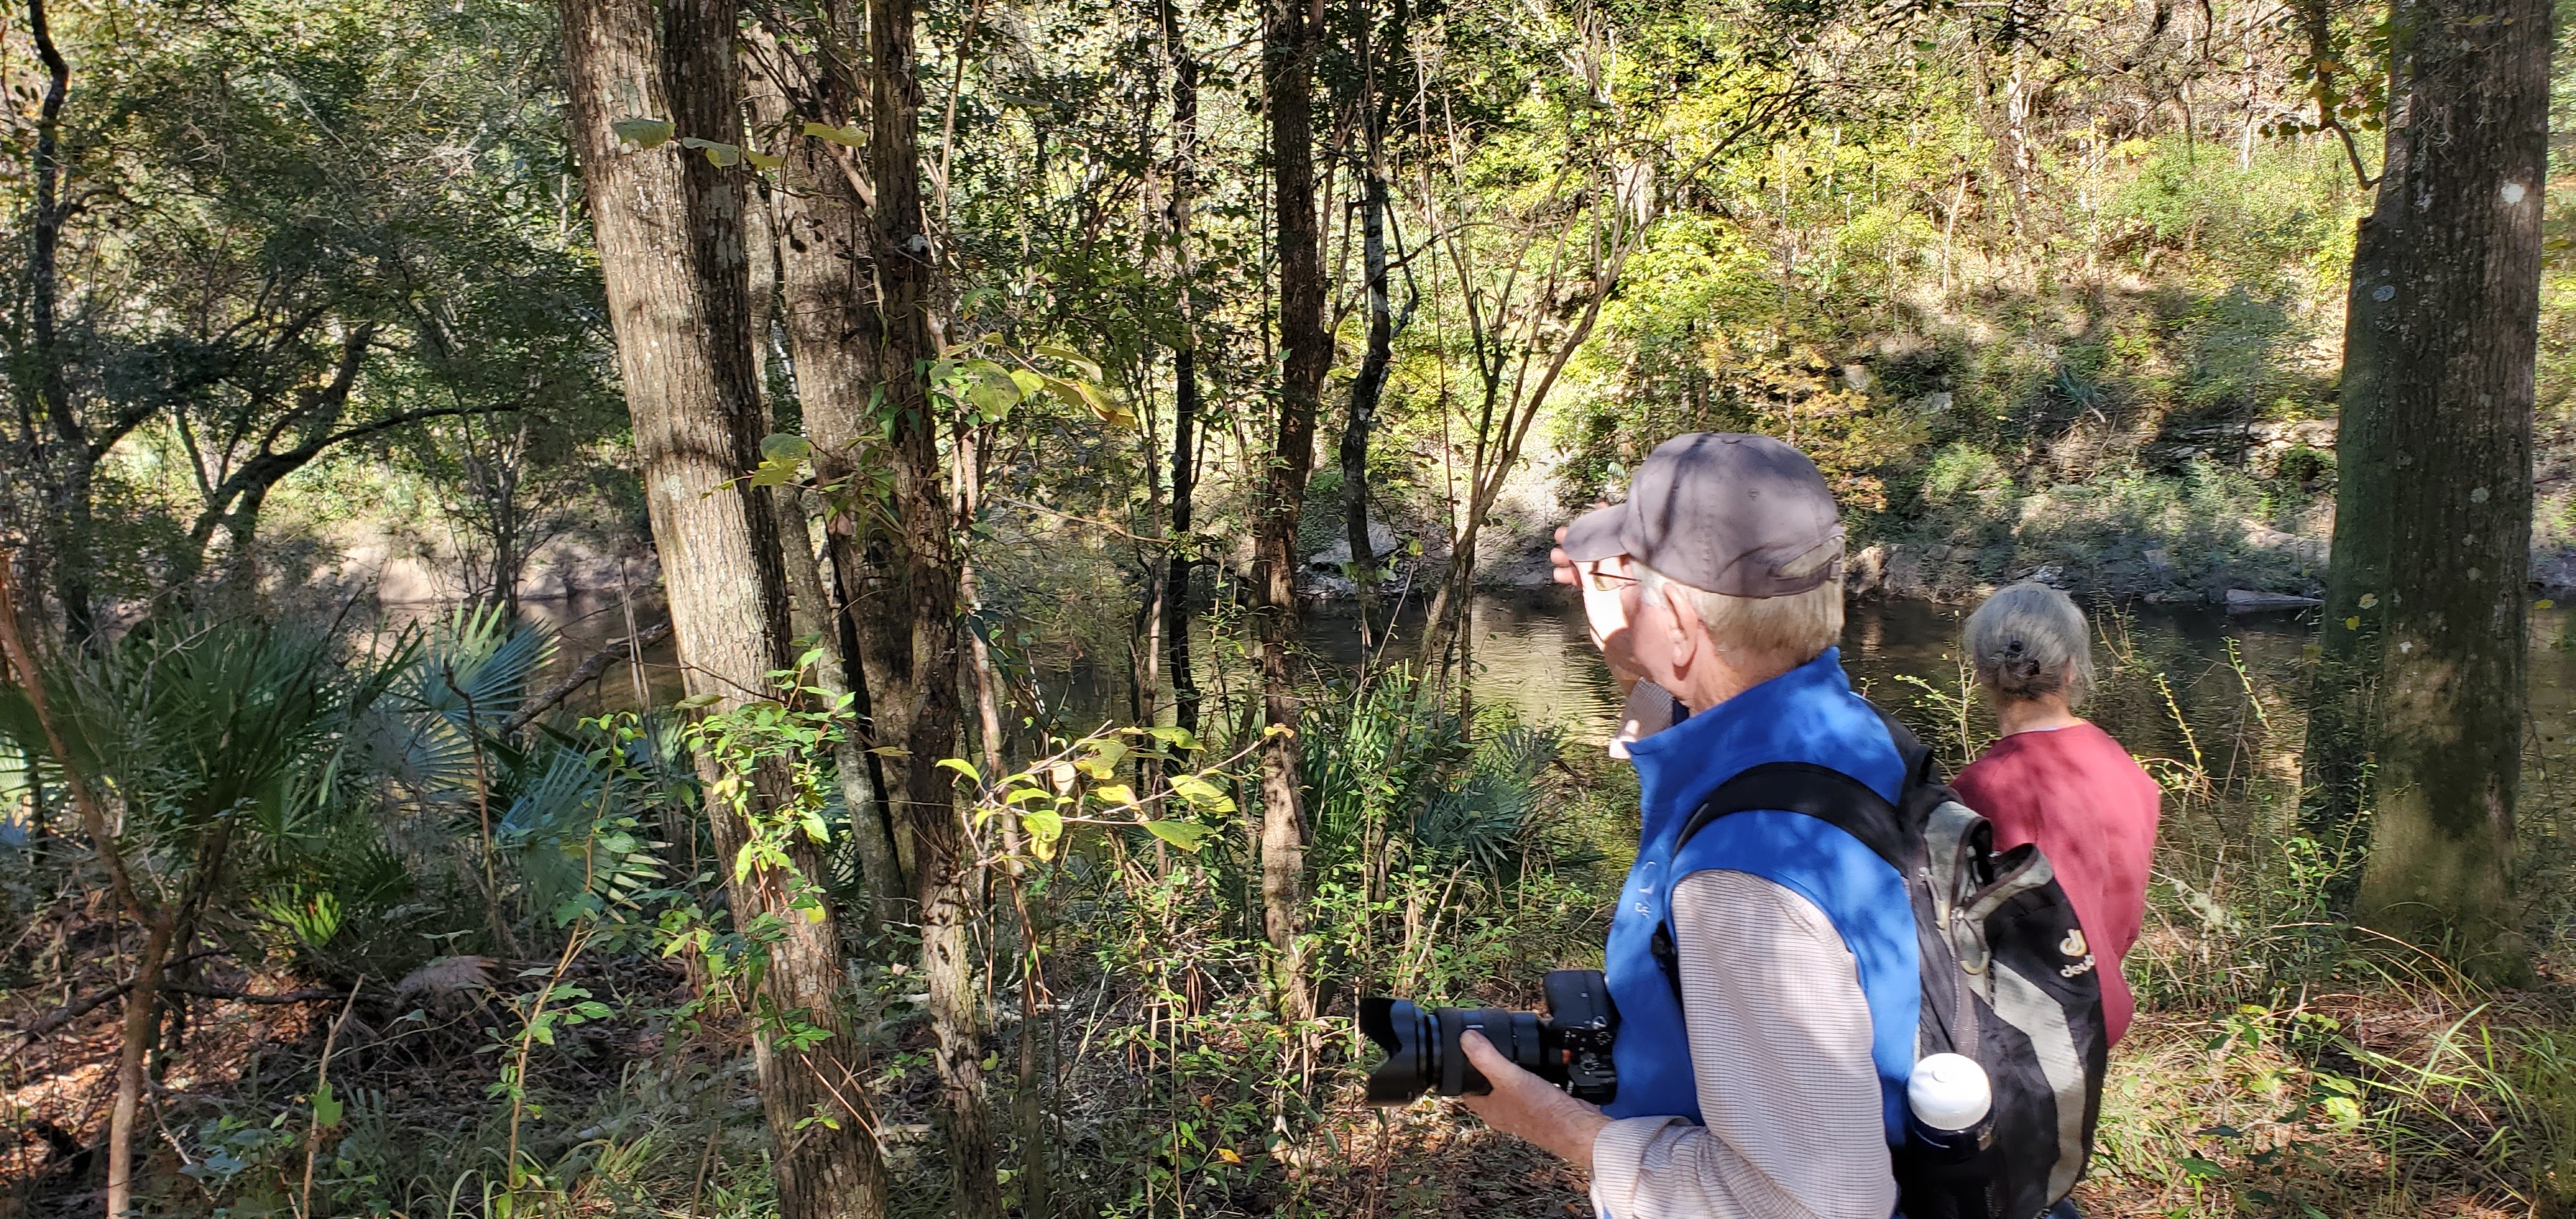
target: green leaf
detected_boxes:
[762,433,813,461]
[1141,820,1216,852]
[611,117,674,148]
[312,1082,343,1129]
[1034,343,1104,381]
[676,693,724,710]
[936,758,982,783]
[745,146,785,169]
[1036,373,1133,429]
[1169,774,1236,813]
[961,360,1023,418]
[2178,1155,2225,1182]
[1146,726,1204,751]
[748,459,802,488]
[1021,806,1063,860]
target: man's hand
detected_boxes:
[1455,1030,1611,1172]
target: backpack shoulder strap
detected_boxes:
[1672,761,1910,870]
[1652,705,1933,1004]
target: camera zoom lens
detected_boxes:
[1360,973,1616,1106]
[1359,997,1437,1104]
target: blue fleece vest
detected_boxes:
[1599,648,1920,1144]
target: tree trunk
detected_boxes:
[743,52,908,940]
[2310,0,2547,977]
[1256,0,1326,1029]
[1338,0,1399,633]
[560,0,887,1214]
[867,0,1002,1205]
[1158,0,1203,747]
[22,0,93,644]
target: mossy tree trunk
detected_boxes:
[2309,0,2548,977]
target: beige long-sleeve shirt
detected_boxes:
[1588,870,1897,1219]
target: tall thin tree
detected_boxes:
[1159,0,1205,746]
[746,17,911,939]
[867,0,1003,1205]
[1255,0,1328,1027]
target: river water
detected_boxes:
[500,588,2576,793]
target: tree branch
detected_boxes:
[501,619,673,735]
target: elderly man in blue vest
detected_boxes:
[1459,433,1909,1219]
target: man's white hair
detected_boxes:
[1634,560,1843,664]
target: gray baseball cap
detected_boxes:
[1561,433,1845,597]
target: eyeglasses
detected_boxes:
[1585,566,1637,594]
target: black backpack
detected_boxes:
[1654,712,2108,1219]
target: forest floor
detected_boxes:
[8,923,2572,1217]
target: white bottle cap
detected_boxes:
[1907,1053,1993,1131]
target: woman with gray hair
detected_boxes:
[1951,582,2162,1047]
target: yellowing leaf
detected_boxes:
[611,116,674,148]
[803,121,867,147]
[2345,616,2361,630]
[2358,593,2380,609]
[1147,726,1205,751]
[1215,1147,1243,1164]
[2540,599,2557,610]
[1021,806,1063,860]
[1049,761,1077,791]
[1170,774,1236,813]
[745,146,785,169]
[1093,783,1139,808]
[679,137,742,166]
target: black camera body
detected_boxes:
[1360,969,1618,1105]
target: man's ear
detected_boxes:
[1658,584,1699,670]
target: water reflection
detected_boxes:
[1294,592,2330,770]
[443,590,2576,793]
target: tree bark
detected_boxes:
[744,43,909,939]
[21,0,91,643]
[866,0,1002,1205]
[1158,0,1203,746]
[560,0,887,1213]
[2310,0,2547,976]
[1338,0,1402,633]
[1256,0,1326,1028]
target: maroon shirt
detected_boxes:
[1951,722,2161,1045]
